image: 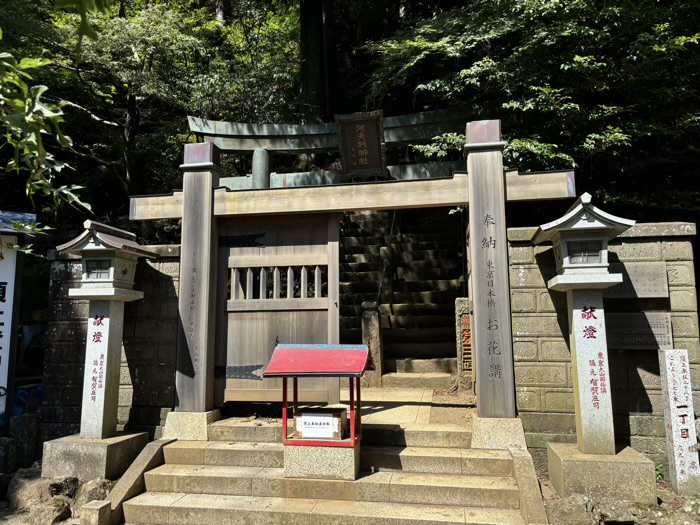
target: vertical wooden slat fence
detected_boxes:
[217,214,340,403]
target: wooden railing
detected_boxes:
[227,255,329,311]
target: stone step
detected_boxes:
[392,258,461,270]
[124,493,525,525]
[340,244,382,255]
[341,278,462,294]
[379,303,455,316]
[163,441,284,468]
[389,249,461,263]
[390,240,458,251]
[360,446,513,477]
[341,253,381,264]
[341,249,458,265]
[361,424,471,449]
[383,326,456,343]
[340,281,379,293]
[342,258,461,272]
[342,235,389,245]
[341,266,461,282]
[208,420,281,443]
[391,290,462,304]
[206,420,471,449]
[385,358,458,374]
[381,372,455,389]
[144,465,519,509]
[381,315,454,328]
[342,262,383,272]
[384,341,457,358]
[393,279,462,292]
[339,292,377,305]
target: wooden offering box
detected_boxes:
[263,344,369,480]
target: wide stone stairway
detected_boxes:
[340,209,464,390]
[122,419,534,525]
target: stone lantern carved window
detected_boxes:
[568,241,602,264]
[86,259,111,280]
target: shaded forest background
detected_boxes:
[1,0,699,248]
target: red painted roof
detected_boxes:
[263,344,370,377]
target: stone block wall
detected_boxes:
[508,222,698,475]
[41,246,179,445]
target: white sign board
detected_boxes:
[0,235,18,416]
[296,413,335,439]
[659,349,700,494]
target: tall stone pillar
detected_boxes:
[174,143,221,421]
[465,120,515,418]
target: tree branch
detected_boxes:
[50,98,120,127]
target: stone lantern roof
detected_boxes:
[56,220,157,259]
[532,192,635,245]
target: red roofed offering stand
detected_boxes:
[264,344,369,448]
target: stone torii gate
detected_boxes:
[129,119,575,434]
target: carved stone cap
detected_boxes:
[56,220,158,259]
[532,192,635,245]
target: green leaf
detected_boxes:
[19,57,52,69]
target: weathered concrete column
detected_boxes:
[361,301,383,387]
[252,148,271,189]
[174,143,220,417]
[465,120,515,418]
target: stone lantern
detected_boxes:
[533,193,656,504]
[42,221,156,481]
[57,221,157,439]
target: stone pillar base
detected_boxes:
[41,432,147,481]
[284,444,360,480]
[162,410,220,441]
[471,417,526,450]
[548,442,656,504]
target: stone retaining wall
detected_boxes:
[41,246,179,444]
[508,222,698,475]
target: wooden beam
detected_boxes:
[229,253,328,268]
[226,298,328,312]
[129,191,184,220]
[130,170,576,220]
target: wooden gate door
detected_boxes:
[216,213,340,404]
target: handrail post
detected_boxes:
[361,301,383,387]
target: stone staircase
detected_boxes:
[339,209,464,389]
[122,420,532,525]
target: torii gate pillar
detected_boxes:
[164,143,222,439]
[466,121,516,418]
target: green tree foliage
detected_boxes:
[0,27,90,246]
[0,0,300,236]
[367,0,700,212]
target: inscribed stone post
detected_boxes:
[81,301,124,439]
[176,143,220,412]
[568,289,615,455]
[0,235,19,420]
[466,120,515,418]
[659,349,700,494]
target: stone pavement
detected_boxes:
[340,387,435,425]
